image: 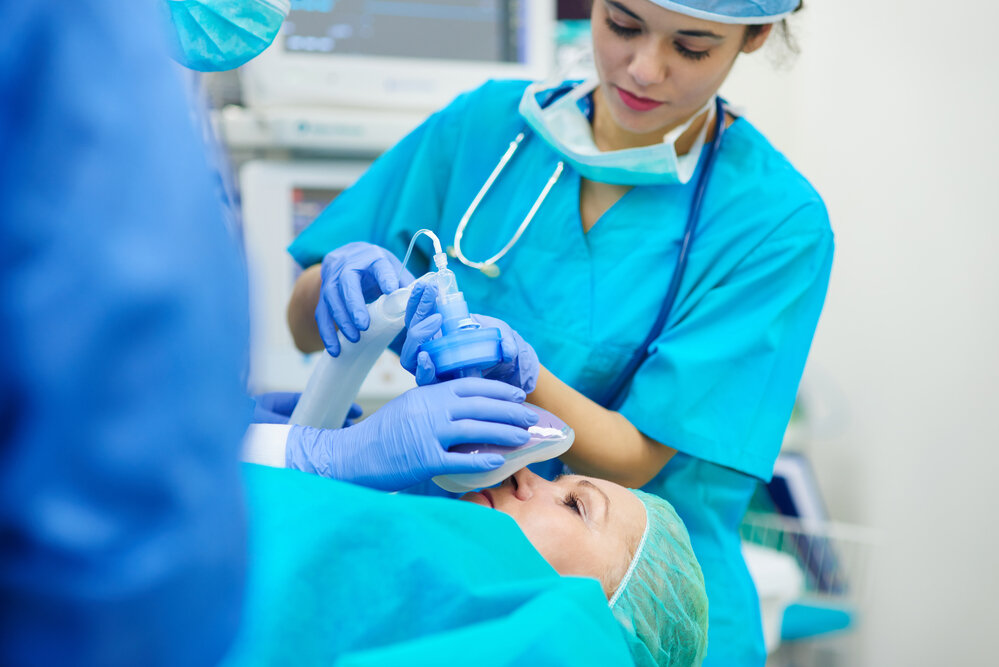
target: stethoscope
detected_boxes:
[450,91,728,409]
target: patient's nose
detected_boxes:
[511,468,545,501]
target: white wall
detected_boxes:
[722,1,999,663]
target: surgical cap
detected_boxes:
[648,0,799,24]
[609,489,709,667]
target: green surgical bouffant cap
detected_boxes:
[610,489,709,667]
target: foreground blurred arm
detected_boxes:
[0,3,251,666]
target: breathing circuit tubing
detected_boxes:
[402,228,447,275]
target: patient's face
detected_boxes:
[460,468,645,596]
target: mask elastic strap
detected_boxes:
[662,95,717,146]
[564,77,600,103]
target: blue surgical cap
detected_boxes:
[648,0,799,24]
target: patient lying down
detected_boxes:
[461,468,708,667]
[230,462,706,666]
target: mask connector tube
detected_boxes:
[403,228,503,379]
[421,276,502,379]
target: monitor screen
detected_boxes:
[242,0,553,113]
[283,0,530,63]
[292,187,341,236]
[557,0,590,20]
[290,187,342,279]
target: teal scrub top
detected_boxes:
[289,80,834,665]
[222,465,633,666]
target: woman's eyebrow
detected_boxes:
[676,29,725,40]
[606,1,643,23]
[606,1,725,41]
[578,480,610,523]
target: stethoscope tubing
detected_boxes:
[451,133,564,274]
[602,96,727,409]
[451,87,727,411]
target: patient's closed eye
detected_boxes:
[562,491,583,517]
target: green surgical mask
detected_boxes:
[160,0,289,72]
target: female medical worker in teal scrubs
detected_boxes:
[287,1,832,663]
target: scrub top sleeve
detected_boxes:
[287,92,471,273]
[619,202,834,481]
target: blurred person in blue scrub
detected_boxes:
[0,3,535,667]
[286,1,833,664]
[0,1,253,665]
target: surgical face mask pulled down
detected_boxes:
[289,229,572,493]
[519,77,716,187]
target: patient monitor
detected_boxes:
[242,0,555,111]
[226,1,556,154]
[239,159,416,398]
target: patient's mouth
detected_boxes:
[460,490,495,509]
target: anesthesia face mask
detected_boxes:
[433,403,574,494]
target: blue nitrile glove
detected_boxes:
[400,279,444,385]
[468,313,540,393]
[285,378,539,492]
[253,392,362,427]
[400,281,540,393]
[316,241,415,356]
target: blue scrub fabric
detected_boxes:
[221,465,634,666]
[289,80,834,665]
[0,2,252,665]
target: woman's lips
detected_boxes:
[616,86,664,112]
[463,489,495,508]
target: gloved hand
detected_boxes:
[316,241,415,356]
[253,392,362,427]
[400,281,540,393]
[285,378,539,492]
[400,280,444,385]
[468,313,540,394]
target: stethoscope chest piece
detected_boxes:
[446,245,502,278]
